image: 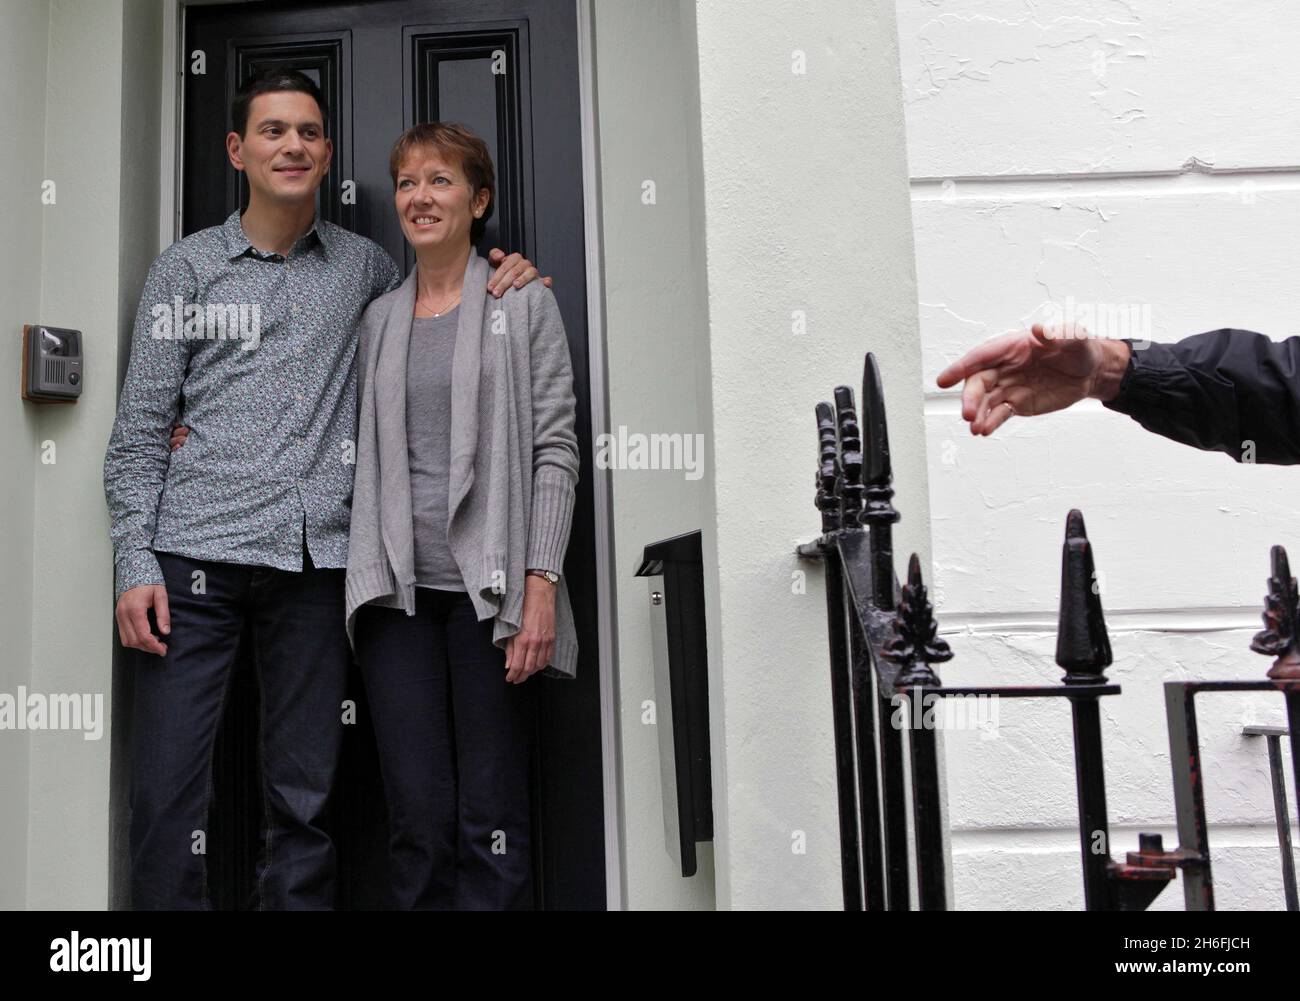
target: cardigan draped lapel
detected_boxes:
[372,251,487,592]
[448,252,487,520]
[373,267,417,593]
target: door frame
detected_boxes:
[156,0,623,910]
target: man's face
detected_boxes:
[227,90,332,205]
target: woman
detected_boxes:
[345,122,580,910]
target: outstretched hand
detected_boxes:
[935,323,1127,436]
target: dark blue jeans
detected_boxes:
[128,548,348,910]
[355,588,538,910]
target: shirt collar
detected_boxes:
[222,209,331,261]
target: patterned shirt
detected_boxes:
[103,210,401,600]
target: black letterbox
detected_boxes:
[635,530,713,877]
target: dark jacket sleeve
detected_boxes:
[1102,328,1300,465]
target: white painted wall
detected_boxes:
[691,0,931,908]
[591,0,718,910]
[898,0,1300,909]
[0,0,162,910]
[0,0,51,911]
[592,0,929,911]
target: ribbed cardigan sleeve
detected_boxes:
[524,286,580,574]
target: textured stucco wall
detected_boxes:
[899,0,1300,909]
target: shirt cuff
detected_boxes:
[1101,338,1167,418]
[115,549,165,602]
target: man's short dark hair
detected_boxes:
[231,69,328,138]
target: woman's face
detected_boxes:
[393,146,489,253]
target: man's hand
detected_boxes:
[935,323,1131,436]
[503,575,557,683]
[170,423,189,451]
[116,584,171,656]
[486,247,552,298]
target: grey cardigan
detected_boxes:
[345,252,580,679]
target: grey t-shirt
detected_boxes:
[406,307,466,591]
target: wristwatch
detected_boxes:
[526,568,561,584]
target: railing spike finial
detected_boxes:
[1055,509,1113,684]
[1250,544,1300,680]
[834,386,864,527]
[883,553,953,687]
[860,352,899,530]
[814,402,842,534]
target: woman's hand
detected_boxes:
[504,575,557,683]
[170,423,190,452]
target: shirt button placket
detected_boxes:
[293,254,309,358]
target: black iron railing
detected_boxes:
[798,351,1300,910]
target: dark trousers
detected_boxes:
[128,547,348,910]
[355,588,538,910]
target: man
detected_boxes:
[937,323,1300,464]
[103,69,544,910]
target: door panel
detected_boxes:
[404,23,534,269]
[180,0,603,910]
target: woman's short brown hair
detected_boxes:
[389,122,495,244]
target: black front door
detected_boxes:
[180,0,603,910]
